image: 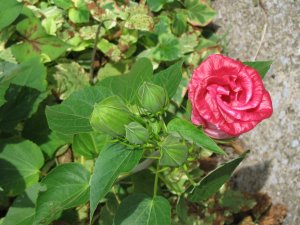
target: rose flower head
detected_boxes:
[188,54,273,139]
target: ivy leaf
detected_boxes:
[46,86,113,135]
[0,139,44,196]
[2,184,40,225]
[0,0,22,31]
[153,34,182,61]
[153,60,183,98]
[172,10,188,36]
[146,0,171,12]
[52,62,90,100]
[90,143,143,221]
[72,132,110,159]
[167,118,225,155]
[243,61,273,79]
[11,18,69,63]
[114,194,171,225]
[188,153,247,202]
[34,163,90,225]
[99,58,153,104]
[184,0,216,26]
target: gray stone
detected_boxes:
[212,0,300,224]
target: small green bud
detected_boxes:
[159,135,188,167]
[138,82,168,114]
[125,122,149,145]
[90,95,132,137]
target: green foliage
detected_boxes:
[0,0,274,224]
[243,61,273,79]
[188,152,247,202]
[114,194,171,225]
[90,143,143,220]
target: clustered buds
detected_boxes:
[90,95,133,137]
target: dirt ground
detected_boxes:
[212,0,300,224]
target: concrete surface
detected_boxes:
[212,0,300,224]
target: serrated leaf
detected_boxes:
[0,0,22,31]
[2,184,40,225]
[188,153,247,202]
[184,0,216,26]
[167,118,225,154]
[11,18,68,63]
[153,60,183,98]
[46,86,113,135]
[153,34,182,61]
[90,143,143,221]
[0,139,44,196]
[160,135,188,167]
[52,62,90,100]
[72,132,110,159]
[34,163,90,225]
[243,61,272,79]
[114,194,171,225]
[99,58,153,104]
[172,10,188,36]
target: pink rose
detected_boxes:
[188,54,273,139]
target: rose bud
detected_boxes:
[90,95,133,137]
[138,82,168,114]
[125,122,149,145]
[188,54,273,139]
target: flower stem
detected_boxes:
[153,161,160,197]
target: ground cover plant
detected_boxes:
[0,0,286,224]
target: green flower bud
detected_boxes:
[90,95,132,137]
[159,135,188,167]
[125,122,149,145]
[138,82,168,114]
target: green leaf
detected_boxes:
[160,135,188,167]
[114,194,171,225]
[0,139,44,196]
[176,196,188,223]
[34,163,90,225]
[0,85,47,131]
[53,0,73,9]
[11,18,68,63]
[72,132,110,159]
[0,0,22,31]
[172,10,188,36]
[46,86,112,135]
[167,118,225,155]
[179,32,199,54]
[97,39,122,62]
[99,58,153,103]
[243,61,273,79]
[10,58,47,92]
[2,184,40,225]
[90,143,143,220]
[52,61,90,100]
[153,60,183,98]
[184,0,216,26]
[153,34,182,61]
[146,0,169,12]
[188,153,247,202]
[68,7,89,24]
[220,189,256,213]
